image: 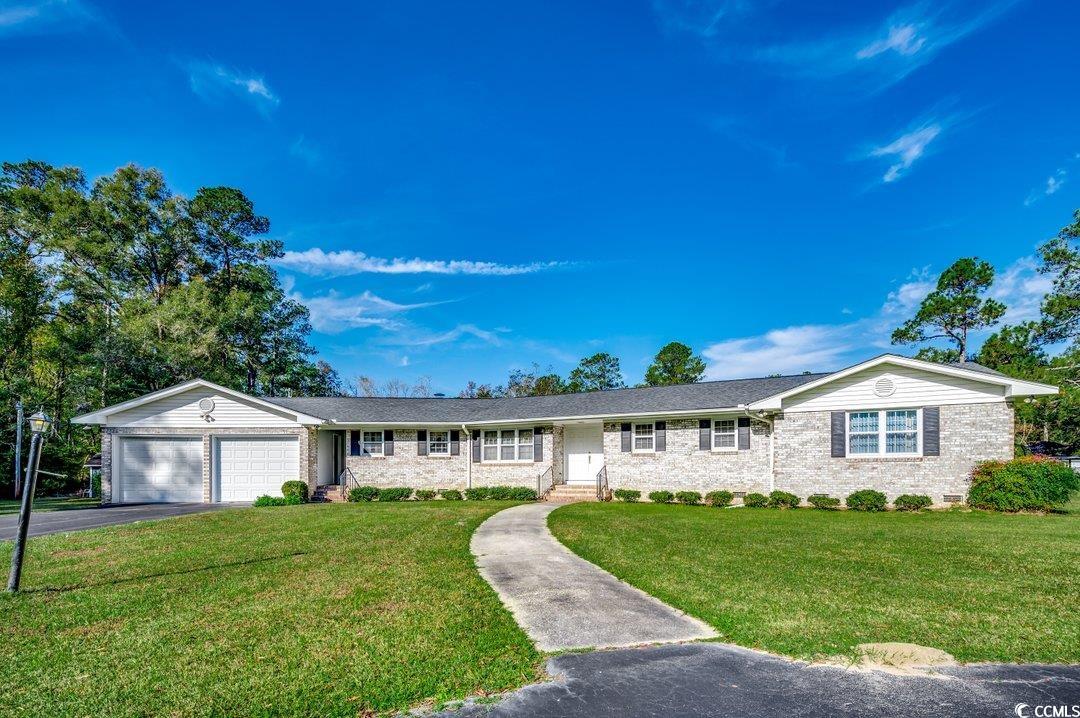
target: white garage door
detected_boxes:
[118,437,203,503]
[217,437,300,502]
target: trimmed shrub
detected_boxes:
[508,487,538,501]
[377,487,412,502]
[253,494,302,507]
[675,491,702,505]
[767,490,800,509]
[648,490,674,504]
[415,490,437,501]
[613,489,641,503]
[846,489,888,512]
[464,487,491,501]
[280,480,309,503]
[894,494,933,512]
[486,486,514,500]
[705,490,734,508]
[743,492,768,508]
[440,489,463,501]
[347,486,379,502]
[807,494,840,510]
[969,456,1080,512]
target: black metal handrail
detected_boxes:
[537,465,554,499]
[595,465,609,501]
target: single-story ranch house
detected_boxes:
[73,354,1057,506]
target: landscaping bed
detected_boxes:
[0,502,539,717]
[548,502,1080,663]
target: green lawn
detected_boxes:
[0,496,100,515]
[549,503,1080,664]
[0,502,540,717]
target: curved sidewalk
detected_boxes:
[470,503,717,652]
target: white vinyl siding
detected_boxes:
[633,423,654,452]
[482,428,533,462]
[428,430,450,455]
[782,366,1005,413]
[107,387,300,428]
[847,409,921,457]
[713,419,736,451]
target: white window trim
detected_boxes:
[361,429,385,457]
[846,408,922,458]
[632,422,655,454]
[427,429,450,456]
[481,428,536,463]
[711,417,738,452]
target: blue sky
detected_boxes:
[2,0,1077,393]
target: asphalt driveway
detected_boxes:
[0,502,235,540]
[440,642,1080,718]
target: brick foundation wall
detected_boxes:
[101,426,313,504]
[772,402,1014,504]
[602,418,772,495]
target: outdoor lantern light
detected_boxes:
[7,410,52,592]
[28,410,52,435]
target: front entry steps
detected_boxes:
[545,484,599,503]
[313,485,346,503]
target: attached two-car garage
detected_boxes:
[113,435,301,503]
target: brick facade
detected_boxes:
[343,427,554,491]
[101,426,314,505]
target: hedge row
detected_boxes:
[611,487,935,511]
[346,485,537,502]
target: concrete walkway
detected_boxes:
[470,503,717,652]
[439,642,1080,718]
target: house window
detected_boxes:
[633,423,654,452]
[848,409,920,457]
[428,429,450,455]
[482,428,534,461]
[362,430,384,456]
[713,419,736,450]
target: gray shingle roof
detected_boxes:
[263,373,830,424]
[948,361,1008,378]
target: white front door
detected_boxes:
[564,423,604,485]
[216,437,300,502]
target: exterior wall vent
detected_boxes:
[197,397,216,413]
[733,491,746,498]
[943,494,963,504]
[874,377,896,398]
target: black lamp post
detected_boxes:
[7,411,51,592]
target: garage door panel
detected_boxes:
[119,437,202,503]
[217,437,300,502]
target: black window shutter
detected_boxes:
[699,419,711,451]
[830,412,846,458]
[349,431,360,456]
[472,430,481,462]
[384,430,394,456]
[620,423,632,452]
[417,429,428,456]
[534,427,543,462]
[655,421,666,451]
[737,417,750,450]
[923,407,940,456]
[450,429,460,456]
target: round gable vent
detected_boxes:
[874,377,896,398]
[197,397,216,413]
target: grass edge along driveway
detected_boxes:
[0,502,541,717]
[548,502,1080,664]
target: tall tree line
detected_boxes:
[0,161,343,494]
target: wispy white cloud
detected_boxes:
[289,135,322,168]
[382,324,505,348]
[0,0,100,35]
[276,247,564,277]
[867,121,943,183]
[1025,168,1068,206]
[757,2,1018,86]
[651,0,754,38]
[284,283,437,334]
[185,61,280,114]
[701,256,1050,378]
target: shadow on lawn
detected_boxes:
[21,551,311,594]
